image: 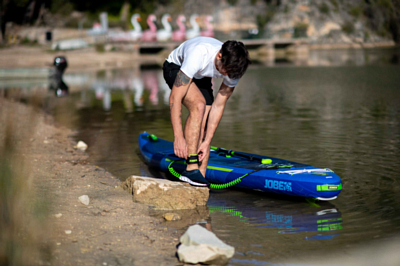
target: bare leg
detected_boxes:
[199,105,211,143]
[199,105,212,177]
[182,82,206,171]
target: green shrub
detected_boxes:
[95,44,105,53]
[377,0,393,9]
[377,27,389,37]
[349,6,363,17]
[294,23,308,38]
[256,10,275,31]
[227,0,238,6]
[284,5,289,13]
[22,36,30,44]
[329,0,339,9]
[342,21,355,34]
[319,3,330,14]
[364,31,370,41]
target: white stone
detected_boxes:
[177,225,234,264]
[54,213,62,218]
[65,230,72,234]
[78,195,90,206]
[76,141,88,151]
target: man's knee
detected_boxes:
[196,100,206,116]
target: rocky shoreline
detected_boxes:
[0,98,187,265]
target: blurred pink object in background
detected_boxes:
[172,15,186,42]
[200,15,214,38]
[141,14,157,42]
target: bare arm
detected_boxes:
[204,83,234,144]
[169,70,192,158]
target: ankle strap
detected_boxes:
[186,154,199,164]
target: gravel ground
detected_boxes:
[0,98,184,266]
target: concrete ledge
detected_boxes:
[121,176,209,210]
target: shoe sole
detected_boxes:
[179,175,208,187]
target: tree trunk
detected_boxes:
[120,1,130,23]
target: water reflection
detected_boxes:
[83,67,170,111]
[208,191,342,239]
[0,66,170,113]
[48,56,69,97]
[307,47,400,66]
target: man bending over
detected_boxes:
[163,36,250,187]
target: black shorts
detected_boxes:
[163,60,214,105]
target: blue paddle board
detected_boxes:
[138,132,342,200]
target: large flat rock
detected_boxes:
[121,176,209,210]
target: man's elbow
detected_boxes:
[169,91,181,105]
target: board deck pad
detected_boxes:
[139,132,342,200]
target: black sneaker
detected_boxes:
[180,169,210,187]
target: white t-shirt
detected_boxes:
[166,37,239,87]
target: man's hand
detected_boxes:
[197,140,211,162]
[174,136,188,159]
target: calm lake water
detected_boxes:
[1,48,400,264]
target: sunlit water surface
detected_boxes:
[2,48,400,264]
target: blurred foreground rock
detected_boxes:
[78,195,90,205]
[121,176,209,210]
[75,141,88,151]
[177,225,235,265]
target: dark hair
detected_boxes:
[220,40,251,79]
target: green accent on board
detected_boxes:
[210,146,218,150]
[317,218,342,224]
[148,134,158,141]
[207,166,233,172]
[317,183,342,191]
[166,158,186,164]
[262,158,272,164]
[317,223,343,231]
[312,172,328,176]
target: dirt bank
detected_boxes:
[0,98,183,265]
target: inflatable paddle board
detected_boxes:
[139,132,342,200]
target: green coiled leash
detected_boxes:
[168,161,263,189]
